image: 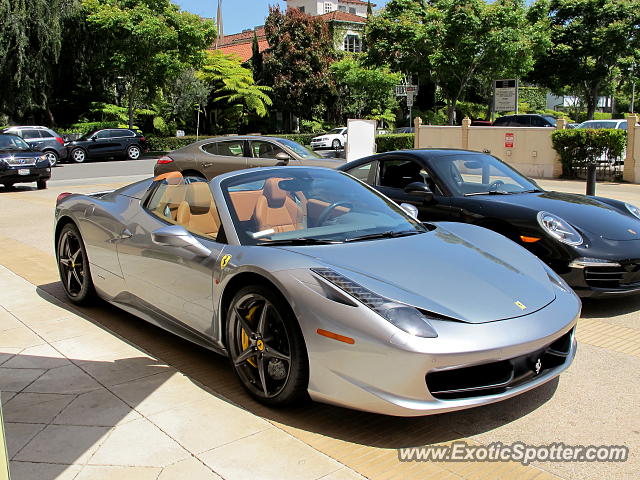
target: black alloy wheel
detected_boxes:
[56,223,96,304]
[226,285,308,406]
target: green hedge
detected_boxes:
[376,134,414,153]
[146,132,416,154]
[551,129,626,177]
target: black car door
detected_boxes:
[344,156,453,221]
[87,130,115,157]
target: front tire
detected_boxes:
[36,180,47,190]
[126,145,141,160]
[332,139,342,149]
[70,148,87,163]
[43,150,59,167]
[56,223,96,304]
[226,285,309,407]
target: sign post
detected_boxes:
[494,79,519,114]
[396,84,419,127]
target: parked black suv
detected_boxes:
[65,128,147,163]
[1,126,67,166]
[492,114,557,127]
[0,134,51,189]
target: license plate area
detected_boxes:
[18,169,30,175]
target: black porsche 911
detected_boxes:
[339,149,640,298]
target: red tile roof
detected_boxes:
[340,0,375,5]
[216,38,269,62]
[218,26,266,48]
[317,11,367,23]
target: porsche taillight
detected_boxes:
[156,156,173,164]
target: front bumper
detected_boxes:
[0,164,51,184]
[280,271,580,416]
[311,140,332,150]
[561,260,640,298]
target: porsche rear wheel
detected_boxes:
[226,285,308,407]
[56,223,96,304]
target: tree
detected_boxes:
[250,31,264,83]
[331,57,401,126]
[262,6,336,125]
[528,0,640,120]
[200,51,273,131]
[82,0,216,128]
[367,0,545,124]
[0,0,80,123]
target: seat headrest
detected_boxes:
[185,182,213,214]
[262,178,287,208]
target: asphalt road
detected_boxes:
[1,160,639,480]
[50,158,158,184]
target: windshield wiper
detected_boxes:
[345,230,424,243]
[464,191,513,196]
[257,237,342,246]
[518,189,543,193]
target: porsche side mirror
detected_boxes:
[151,225,211,257]
[275,152,290,165]
[91,136,97,141]
[400,203,419,219]
[404,182,434,203]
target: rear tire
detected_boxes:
[126,145,141,160]
[71,148,87,163]
[56,223,97,305]
[36,180,47,190]
[226,284,309,407]
[332,139,342,149]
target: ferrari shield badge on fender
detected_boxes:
[220,254,232,269]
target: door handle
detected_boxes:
[203,162,214,168]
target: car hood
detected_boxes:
[475,191,640,241]
[0,150,40,157]
[280,222,555,323]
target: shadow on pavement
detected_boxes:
[581,295,640,317]
[35,280,558,451]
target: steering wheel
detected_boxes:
[488,179,505,191]
[316,202,352,226]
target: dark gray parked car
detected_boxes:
[1,126,67,166]
[154,135,344,180]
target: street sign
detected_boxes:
[406,93,414,107]
[505,132,514,148]
[395,85,419,97]
[494,79,518,112]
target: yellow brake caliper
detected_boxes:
[241,305,259,367]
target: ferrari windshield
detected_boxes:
[429,153,541,196]
[220,168,427,246]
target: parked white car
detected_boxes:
[311,127,347,150]
[576,119,629,130]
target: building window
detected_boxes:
[298,6,305,13]
[338,5,346,12]
[343,34,362,53]
[349,7,356,14]
[324,2,334,14]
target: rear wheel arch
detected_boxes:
[54,216,78,254]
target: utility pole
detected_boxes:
[215,0,224,48]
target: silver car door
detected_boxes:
[116,178,225,337]
[199,139,248,178]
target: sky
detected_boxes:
[174,1,390,35]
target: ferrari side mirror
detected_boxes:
[151,225,211,257]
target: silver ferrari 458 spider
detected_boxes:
[54,166,580,416]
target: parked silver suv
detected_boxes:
[0,126,67,166]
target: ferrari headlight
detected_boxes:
[311,267,438,338]
[625,202,640,220]
[537,211,583,246]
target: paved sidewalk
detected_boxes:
[0,265,364,480]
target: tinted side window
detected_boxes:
[531,116,548,127]
[493,117,509,126]
[96,130,111,139]
[619,122,627,130]
[379,159,426,189]
[516,116,531,126]
[346,162,375,184]
[250,141,285,159]
[39,130,54,138]
[21,129,42,139]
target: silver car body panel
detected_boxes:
[54,166,581,416]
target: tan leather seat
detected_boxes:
[253,178,304,233]
[176,182,220,238]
